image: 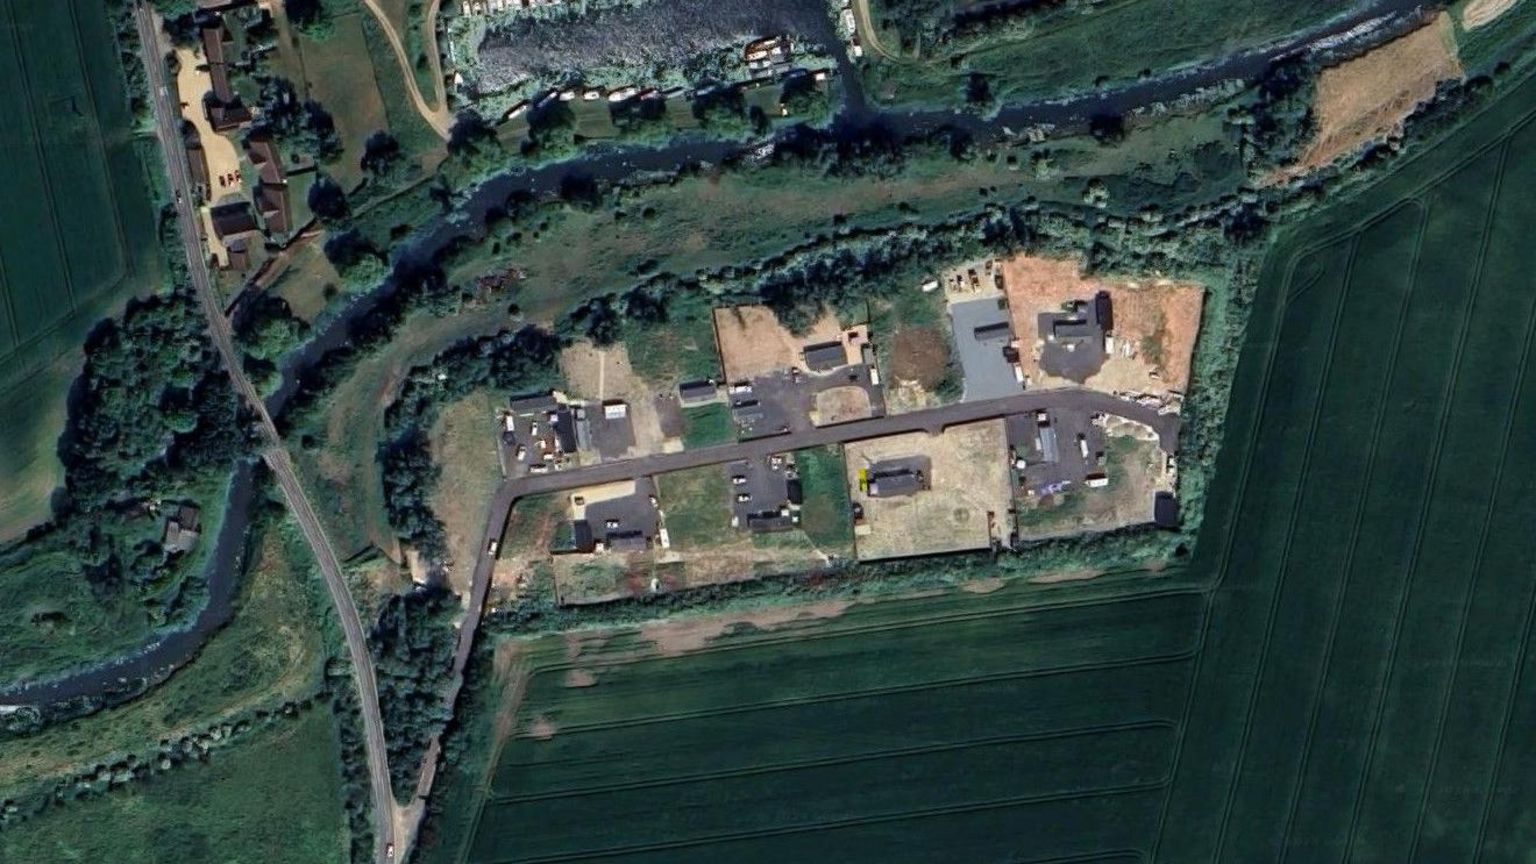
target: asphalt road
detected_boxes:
[133,7,398,861]
[444,388,1178,715]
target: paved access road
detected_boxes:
[133,7,399,861]
[444,388,1179,728]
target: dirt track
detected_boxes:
[358,0,452,138]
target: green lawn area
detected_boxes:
[793,445,855,555]
[0,709,349,864]
[679,403,735,449]
[624,296,722,386]
[657,466,732,549]
[291,11,391,190]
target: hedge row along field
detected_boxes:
[0,0,161,537]
[1156,68,1536,861]
[422,65,1536,864]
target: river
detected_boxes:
[4,0,1427,708]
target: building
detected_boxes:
[509,391,559,416]
[246,132,294,237]
[1037,294,1111,382]
[208,200,260,240]
[162,503,202,553]
[551,519,597,554]
[605,531,650,553]
[1154,491,1180,529]
[200,21,251,132]
[677,379,719,406]
[868,470,923,497]
[802,340,848,372]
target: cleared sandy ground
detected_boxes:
[999,254,1203,399]
[713,306,864,381]
[846,420,1011,560]
[1277,13,1462,179]
[1463,0,1520,30]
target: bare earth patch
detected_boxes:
[846,420,1013,560]
[713,306,858,381]
[960,577,1005,594]
[638,600,852,656]
[813,385,874,425]
[525,715,559,740]
[999,254,1203,400]
[1463,0,1519,29]
[562,668,598,688]
[1277,13,1462,179]
[1029,569,1105,585]
[889,326,950,389]
[1015,436,1171,541]
[559,340,666,456]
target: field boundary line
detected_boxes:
[527,587,1203,677]
[492,719,1177,803]
[1272,197,1428,864]
[1206,222,1364,861]
[1412,143,1536,862]
[1,0,80,309]
[1148,217,1315,856]
[0,244,19,349]
[493,780,1167,864]
[1153,67,1536,864]
[1336,136,1506,860]
[514,650,1195,738]
[453,656,532,864]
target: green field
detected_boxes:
[0,708,348,864]
[0,0,163,537]
[1154,65,1536,862]
[864,0,1367,106]
[432,583,1201,864]
[678,402,734,449]
[418,64,1536,864]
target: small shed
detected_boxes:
[678,379,719,405]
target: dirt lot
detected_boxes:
[559,340,669,455]
[889,326,951,388]
[812,385,874,425]
[999,254,1203,399]
[1015,434,1171,541]
[713,306,864,381]
[1463,0,1520,29]
[845,420,1012,560]
[1278,13,1462,179]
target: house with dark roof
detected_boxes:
[509,391,559,415]
[973,321,1014,345]
[677,379,720,406]
[209,200,260,240]
[868,470,923,497]
[162,503,202,554]
[605,531,650,553]
[200,21,252,132]
[1154,492,1180,529]
[801,340,847,372]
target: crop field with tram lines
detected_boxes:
[416,63,1536,864]
[0,0,162,536]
